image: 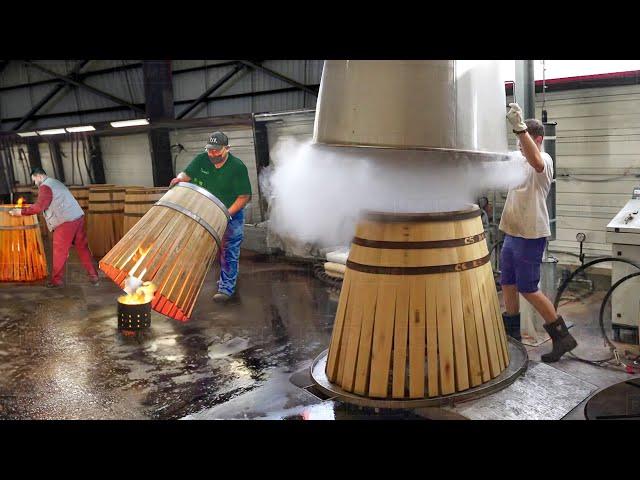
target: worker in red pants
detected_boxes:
[9,167,99,288]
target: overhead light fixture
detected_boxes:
[37,128,67,135]
[66,125,95,133]
[110,119,149,128]
[17,131,39,137]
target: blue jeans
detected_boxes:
[217,209,244,296]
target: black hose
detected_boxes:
[553,256,640,366]
[312,263,343,292]
[598,271,640,350]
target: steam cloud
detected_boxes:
[260,139,527,248]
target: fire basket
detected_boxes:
[117,299,152,333]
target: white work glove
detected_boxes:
[506,102,528,133]
[8,209,22,217]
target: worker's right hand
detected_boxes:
[507,102,528,133]
[169,177,181,187]
[8,209,21,217]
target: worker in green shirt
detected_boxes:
[170,132,252,302]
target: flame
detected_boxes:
[16,197,24,208]
[118,280,157,305]
[128,245,152,277]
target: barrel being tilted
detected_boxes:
[325,205,509,400]
[99,182,230,322]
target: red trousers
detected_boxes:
[51,216,98,285]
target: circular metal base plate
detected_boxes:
[310,338,528,409]
[584,378,640,420]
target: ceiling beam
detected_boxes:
[12,60,90,131]
[23,60,145,114]
[238,60,318,97]
[176,62,247,120]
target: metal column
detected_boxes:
[252,115,271,222]
[543,121,557,241]
[143,60,175,186]
[514,60,536,119]
[26,139,42,170]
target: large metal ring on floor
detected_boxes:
[310,337,528,409]
[584,378,640,420]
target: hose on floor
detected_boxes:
[553,257,640,368]
[312,263,343,292]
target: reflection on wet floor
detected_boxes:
[0,250,337,419]
[2,248,635,420]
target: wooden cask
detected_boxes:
[0,204,48,281]
[325,205,509,400]
[87,185,125,257]
[123,187,169,235]
[68,186,89,232]
[100,182,230,322]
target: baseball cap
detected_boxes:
[205,131,229,150]
[30,167,47,176]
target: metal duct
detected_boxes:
[312,60,509,160]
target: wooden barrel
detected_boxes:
[325,205,509,400]
[99,182,230,322]
[0,205,48,281]
[123,187,169,235]
[87,185,125,257]
[68,186,89,232]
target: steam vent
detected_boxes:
[314,60,518,402]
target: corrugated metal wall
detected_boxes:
[99,134,153,186]
[492,85,640,266]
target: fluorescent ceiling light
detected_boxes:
[110,119,149,128]
[17,131,39,137]
[37,128,66,135]
[66,125,95,132]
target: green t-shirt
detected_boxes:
[184,152,252,209]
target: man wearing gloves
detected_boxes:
[169,131,252,303]
[500,103,578,362]
[9,167,99,288]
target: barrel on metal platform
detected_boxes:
[99,182,230,322]
[0,205,48,281]
[325,205,509,400]
[123,187,169,235]
[87,185,125,257]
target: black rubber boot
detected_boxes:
[502,313,521,341]
[541,316,577,363]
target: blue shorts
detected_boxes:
[499,234,547,293]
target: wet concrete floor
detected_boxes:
[0,246,637,420]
